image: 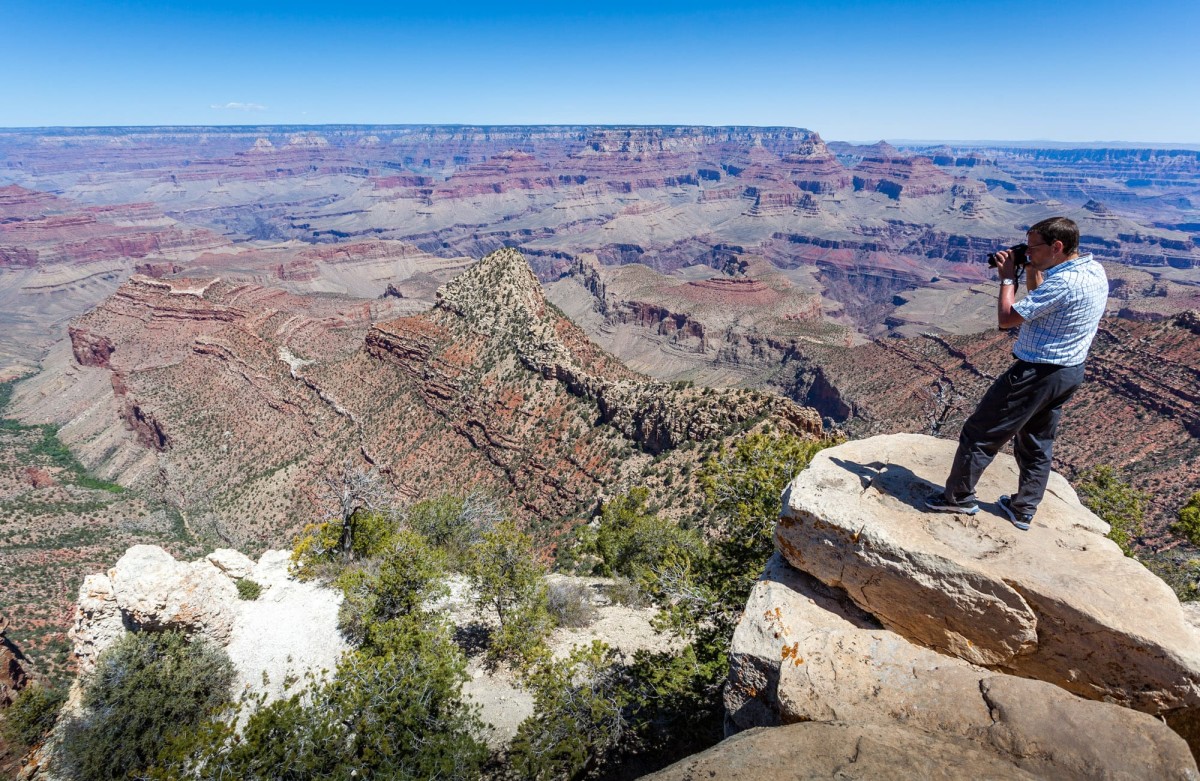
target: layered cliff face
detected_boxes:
[0,186,227,379]
[4,127,1198,361]
[12,249,821,548]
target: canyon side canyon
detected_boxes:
[1,125,1198,728]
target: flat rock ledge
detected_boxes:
[702,432,1200,780]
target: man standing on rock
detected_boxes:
[924,217,1108,530]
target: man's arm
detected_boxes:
[997,279,1024,328]
[1026,267,1044,292]
[995,250,1025,329]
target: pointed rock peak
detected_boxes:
[866,141,901,158]
[1083,199,1113,215]
[435,247,548,330]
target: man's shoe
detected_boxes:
[924,492,979,515]
[999,495,1033,531]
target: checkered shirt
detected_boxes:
[1012,253,1108,366]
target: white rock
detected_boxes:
[68,573,126,675]
[225,549,346,704]
[108,544,238,645]
[206,548,256,580]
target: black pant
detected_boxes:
[945,359,1085,515]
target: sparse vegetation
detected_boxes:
[1076,465,1148,557]
[547,580,599,628]
[2,683,66,751]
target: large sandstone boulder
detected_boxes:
[645,721,1044,781]
[107,544,238,643]
[727,554,1198,780]
[775,434,1200,723]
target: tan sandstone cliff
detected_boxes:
[654,433,1200,780]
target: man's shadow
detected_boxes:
[827,456,1005,518]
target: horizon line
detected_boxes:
[1,124,1198,150]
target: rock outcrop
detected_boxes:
[69,546,345,701]
[712,433,1200,779]
[0,616,30,709]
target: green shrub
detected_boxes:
[236,578,262,600]
[56,630,235,780]
[155,614,487,780]
[468,520,552,668]
[1076,465,1148,557]
[2,684,66,749]
[510,641,631,780]
[586,487,705,580]
[1171,492,1200,546]
[291,508,397,579]
[404,493,503,569]
[336,530,448,645]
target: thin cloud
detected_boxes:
[210,102,267,111]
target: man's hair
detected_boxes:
[1028,216,1079,256]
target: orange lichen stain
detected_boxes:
[763,606,790,637]
[781,642,804,665]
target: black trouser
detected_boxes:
[944,359,1085,516]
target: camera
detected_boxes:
[987,243,1029,269]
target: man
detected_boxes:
[924,216,1108,530]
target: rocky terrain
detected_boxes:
[2,126,1197,381]
[58,545,673,756]
[653,434,1200,779]
[8,248,820,547]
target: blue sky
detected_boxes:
[4,0,1198,142]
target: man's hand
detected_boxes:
[994,249,1017,282]
[995,249,1024,329]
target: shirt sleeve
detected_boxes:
[1013,276,1070,322]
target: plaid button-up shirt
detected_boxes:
[1012,253,1108,366]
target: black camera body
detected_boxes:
[987,243,1029,269]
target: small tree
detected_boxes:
[510,641,631,780]
[587,487,704,580]
[2,684,66,751]
[1076,465,1148,557]
[1172,492,1200,546]
[405,491,502,569]
[336,530,448,644]
[467,520,552,667]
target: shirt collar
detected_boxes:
[1044,253,1093,278]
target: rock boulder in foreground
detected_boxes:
[696,433,1200,779]
[775,433,1200,718]
[726,554,1198,780]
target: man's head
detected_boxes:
[1027,216,1079,269]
